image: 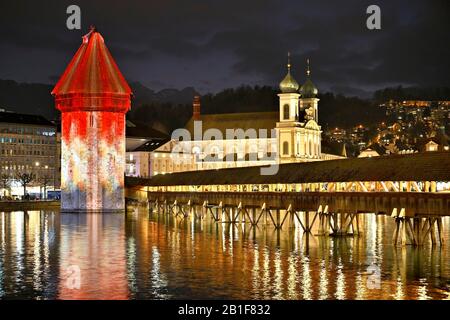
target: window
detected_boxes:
[283,104,290,120]
[283,141,289,155]
[89,114,94,127]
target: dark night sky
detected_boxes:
[0,0,449,96]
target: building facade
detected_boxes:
[0,111,57,198]
[139,57,343,177]
[125,121,198,177]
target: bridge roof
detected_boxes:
[126,152,450,187]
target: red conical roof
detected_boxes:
[52,27,132,112]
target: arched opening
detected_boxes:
[283,104,290,120]
[283,141,289,155]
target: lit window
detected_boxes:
[283,141,289,155]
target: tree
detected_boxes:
[0,174,11,197]
[39,175,52,199]
[16,172,35,199]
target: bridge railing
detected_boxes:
[139,180,450,194]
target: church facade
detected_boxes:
[126,57,343,177]
[276,57,322,163]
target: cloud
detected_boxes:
[0,0,448,95]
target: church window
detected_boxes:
[283,141,289,155]
[283,104,290,120]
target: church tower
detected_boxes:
[276,53,300,163]
[299,59,319,122]
[299,59,321,160]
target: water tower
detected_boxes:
[52,27,132,212]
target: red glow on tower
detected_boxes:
[52,27,132,212]
[52,27,132,112]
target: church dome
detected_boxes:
[299,59,318,98]
[279,71,299,93]
[299,78,318,98]
[279,52,299,93]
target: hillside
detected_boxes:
[2,79,448,133]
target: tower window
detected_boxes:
[283,141,289,155]
[283,104,290,120]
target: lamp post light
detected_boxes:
[35,161,40,199]
[44,165,49,199]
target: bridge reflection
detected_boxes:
[127,152,450,246]
[126,208,450,299]
[0,210,449,299]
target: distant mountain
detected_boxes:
[0,80,56,120]
[0,79,197,120]
[2,79,449,133]
[130,81,197,105]
[0,79,387,131]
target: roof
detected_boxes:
[417,135,450,152]
[126,151,450,187]
[185,111,279,138]
[299,78,318,98]
[279,71,299,93]
[362,143,387,156]
[0,111,55,127]
[130,138,170,152]
[394,140,413,151]
[321,140,346,157]
[52,28,132,112]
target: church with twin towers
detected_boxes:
[127,55,344,177]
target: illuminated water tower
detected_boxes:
[52,27,132,212]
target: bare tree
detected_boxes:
[39,175,52,199]
[1,174,11,197]
[16,172,35,200]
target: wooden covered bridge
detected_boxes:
[126,152,450,246]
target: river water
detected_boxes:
[0,208,449,299]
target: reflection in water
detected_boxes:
[58,214,128,299]
[0,208,449,299]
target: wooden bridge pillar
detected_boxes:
[392,208,444,246]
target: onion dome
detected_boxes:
[279,52,299,93]
[299,59,318,98]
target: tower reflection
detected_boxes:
[58,213,128,299]
[0,209,449,299]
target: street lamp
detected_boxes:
[35,162,40,199]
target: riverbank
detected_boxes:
[0,200,60,211]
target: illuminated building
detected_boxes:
[358,145,387,158]
[326,127,347,142]
[145,56,343,176]
[124,121,197,178]
[52,27,132,212]
[0,111,57,197]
